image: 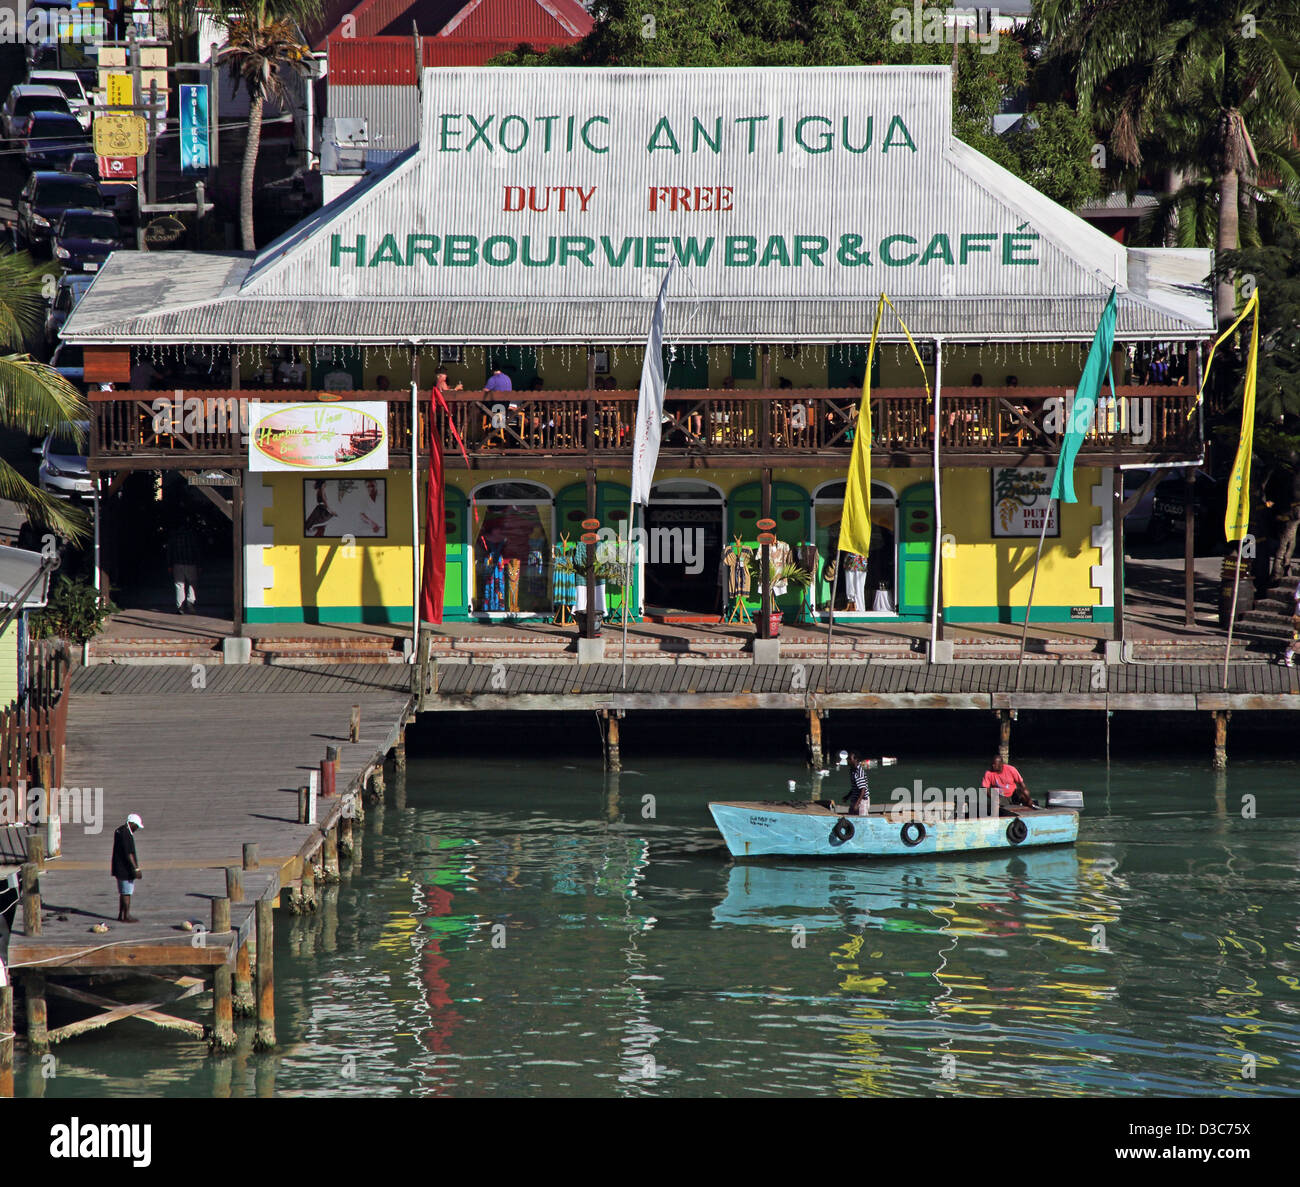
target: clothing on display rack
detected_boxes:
[843,551,869,611]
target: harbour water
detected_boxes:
[12,742,1300,1098]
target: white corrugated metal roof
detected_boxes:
[65,66,1214,345]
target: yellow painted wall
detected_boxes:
[0,626,17,707]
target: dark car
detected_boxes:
[50,208,125,273]
[17,170,103,249]
[49,342,84,387]
[43,271,93,345]
[22,110,85,168]
[64,152,135,217]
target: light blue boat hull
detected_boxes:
[708,802,1078,860]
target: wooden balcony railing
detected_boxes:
[88,386,1201,469]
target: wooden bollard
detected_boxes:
[1212,710,1230,771]
[225,866,244,903]
[243,842,259,871]
[28,831,45,869]
[211,895,231,935]
[349,704,361,743]
[21,864,40,936]
[211,964,235,1052]
[320,755,336,798]
[298,785,311,823]
[254,897,275,1051]
[806,707,823,769]
[0,984,14,1098]
[26,973,47,1052]
[233,940,255,1017]
[328,744,340,773]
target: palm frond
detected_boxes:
[0,458,89,542]
[0,355,89,438]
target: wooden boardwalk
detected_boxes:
[422,659,1300,711]
[5,664,413,1054]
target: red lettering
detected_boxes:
[503,186,525,212]
[646,186,735,212]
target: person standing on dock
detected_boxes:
[982,757,1036,811]
[166,517,202,615]
[844,752,870,816]
[111,814,144,923]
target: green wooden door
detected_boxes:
[898,482,935,616]
[728,481,810,612]
[443,485,470,620]
[599,482,641,621]
[664,344,710,389]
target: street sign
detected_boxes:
[105,72,133,108]
[98,155,137,181]
[180,84,210,175]
[93,114,147,157]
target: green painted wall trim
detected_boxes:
[246,606,414,625]
[944,606,1115,625]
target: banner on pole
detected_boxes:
[180,84,210,175]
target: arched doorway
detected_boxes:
[469,480,553,616]
[811,479,897,616]
[643,479,725,617]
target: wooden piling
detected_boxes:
[322,828,340,883]
[211,895,231,936]
[225,866,244,903]
[320,754,336,798]
[298,785,311,823]
[327,744,340,774]
[998,709,1012,762]
[28,831,46,869]
[21,863,41,936]
[233,939,255,1017]
[1212,710,1230,770]
[339,813,354,859]
[298,856,317,913]
[603,710,622,772]
[349,704,361,743]
[392,726,407,773]
[807,708,823,769]
[26,972,47,1052]
[366,764,385,801]
[1,984,13,1098]
[243,842,259,871]
[211,964,235,1052]
[254,897,275,1051]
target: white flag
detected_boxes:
[630,264,674,506]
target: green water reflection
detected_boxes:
[14,755,1300,1097]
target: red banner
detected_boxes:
[98,156,137,181]
[418,396,445,625]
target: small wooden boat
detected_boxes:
[709,791,1081,860]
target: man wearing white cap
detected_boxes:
[111,814,144,923]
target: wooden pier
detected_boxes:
[3,664,412,1068]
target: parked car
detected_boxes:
[43,272,94,345]
[22,110,85,169]
[50,208,126,273]
[36,420,92,499]
[63,152,136,216]
[1,84,72,140]
[26,69,91,131]
[17,170,104,248]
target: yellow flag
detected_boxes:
[839,296,885,558]
[1223,290,1260,542]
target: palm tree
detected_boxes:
[1038,0,1300,323]
[209,1,321,251]
[0,252,89,542]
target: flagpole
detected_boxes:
[621,494,635,689]
[409,345,419,664]
[1223,536,1245,690]
[930,338,943,655]
[825,548,838,683]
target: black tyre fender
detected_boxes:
[830,817,855,843]
[900,820,926,847]
[1006,817,1029,845]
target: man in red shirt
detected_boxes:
[981,755,1036,811]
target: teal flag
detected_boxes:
[1050,287,1118,504]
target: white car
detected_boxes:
[36,420,92,499]
[27,70,91,132]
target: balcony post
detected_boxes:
[231,470,244,637]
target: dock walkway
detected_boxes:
[4,664,412,1056]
